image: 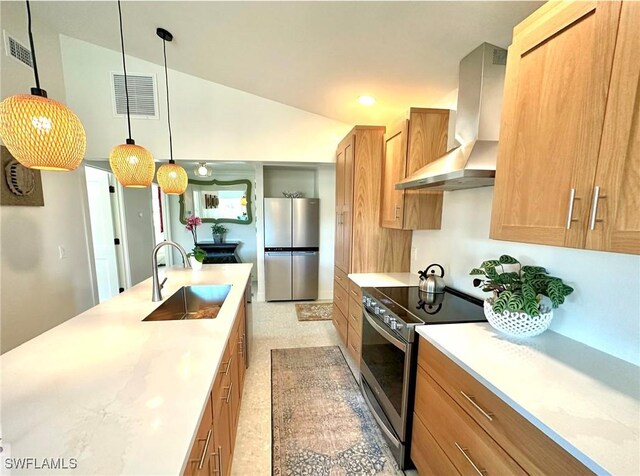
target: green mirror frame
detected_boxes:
[179,178,253,225]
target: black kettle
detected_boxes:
[418,264,446,294]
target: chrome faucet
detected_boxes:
[152,240,191,302]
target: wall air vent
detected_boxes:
[3,31,33,68]
[111,72,158,119]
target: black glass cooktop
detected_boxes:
[363,286,486,325]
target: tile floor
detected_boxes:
[231,300,360,475]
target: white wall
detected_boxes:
[0,3,96,353]
[410,187,640,365]
[264,167,317,198]
[59,36,351,163]
[167,169,258,279]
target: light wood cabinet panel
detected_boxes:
[381,108,449,231]
[347,322,361,364]
[418,340,592,475]
[415,365,526,476]
[334,136,354,273]
[348,279,363,303]
[381,120,408,228]
[491,1,623,249]
[184,397,214,476]
[585,2,640,254]
[333,279,348,317]
[332,303,348,345]
[348,296,362,334]
[334,266,348,291]
[411,412,460,476]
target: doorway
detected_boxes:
[84,166,125,303]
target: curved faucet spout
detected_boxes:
[152,240,192,302]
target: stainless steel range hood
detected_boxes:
[396,43,507,191]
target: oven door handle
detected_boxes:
[363,309,407,352]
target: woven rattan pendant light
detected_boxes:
[109,0,154,188]
[155,28,187,195]
[0,1,86,171]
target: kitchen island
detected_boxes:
[1,263,252,475]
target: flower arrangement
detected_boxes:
[470,255,574,316]
[185,215,206,262]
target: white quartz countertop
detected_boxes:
[1,263,252,475]
[416,323,640,475]
[348,272,421,288]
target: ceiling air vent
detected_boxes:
[3,31,33,68]
[111,72,158,119]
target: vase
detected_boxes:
[190,257,203,270]
[212,233,224,244]
[483,300,553,338]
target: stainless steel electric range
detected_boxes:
[359,285,486,469]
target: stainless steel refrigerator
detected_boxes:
[264,198,319,301]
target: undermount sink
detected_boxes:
[143,285,232,321]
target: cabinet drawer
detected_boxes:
[411,412,460,476]
[332,304,348,345]
[415,365,525,476]
[348,279,363,303]
[334,266,348,291]
[347,322,361,358]
[419,340,591,475]
[333,280,349,316]
[348,296,362,333]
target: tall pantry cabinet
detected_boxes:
[333,126,412,349]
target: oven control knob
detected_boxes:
[383,314,390,324]
[389,319,398,330]
[374,306,381,315]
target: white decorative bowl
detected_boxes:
[483,300,553,338]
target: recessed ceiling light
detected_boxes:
[358,95,376,106]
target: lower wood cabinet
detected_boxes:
[184,288,248,476]
[332,278,363,365]
[412,339,592,476]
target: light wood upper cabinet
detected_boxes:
[381,108,449,230]
[491,1,640,255]
[585,2,640,254]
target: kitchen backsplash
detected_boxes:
[411,187,640,366]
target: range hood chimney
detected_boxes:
[396,43,507,191]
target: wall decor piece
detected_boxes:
[1,146,44,206]
[179,178,253,225]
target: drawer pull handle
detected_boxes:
[226,382,234,404]
[225,356,233,376]
[460,391,493,421]
[219,358,231,375]
[455,442,487,476]
[198,429,212,470]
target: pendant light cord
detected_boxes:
[25,0,41,91]
[117,0,133,141]
[162,38,174,163]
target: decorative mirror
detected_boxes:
[179,178,253,225]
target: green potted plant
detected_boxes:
[470,255,574,337]
[211,223,228,243]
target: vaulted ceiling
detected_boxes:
[33,1,541,125]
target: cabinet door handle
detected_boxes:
[394,204,401,219]
[218,446,223,476]
[225,382,234,404]
[589,186,607,230]
[220,358,231,375]
[211,448,219,474]
[454,442,487,475]
[198,429,212,470]
[238,336,244,356]
[460,391,493,421]
[566,188,580,229]
[225,356,232,376]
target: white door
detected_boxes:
[85,166,121,302]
